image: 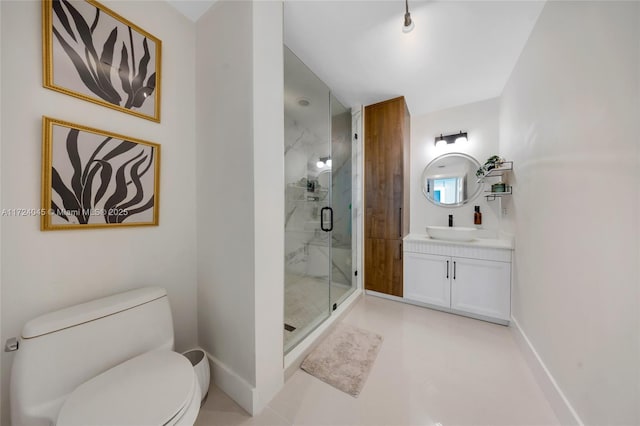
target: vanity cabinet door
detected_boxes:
[450,257,511,321]
[403,253,451,308]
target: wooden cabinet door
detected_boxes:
[364,98,405,240]
[364,101,404,194]
[403,252,451,308]
[401,102,410,236]
[364,238,403,297]
[365,197,403,240]
[450,257,511,321]
[364,97,409,296]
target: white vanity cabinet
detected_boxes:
[404,253,451,308]
[403,235,513,325]
[450,257,511,321]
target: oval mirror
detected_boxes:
[421,152,482,207]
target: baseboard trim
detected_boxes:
[204,350,256,415]
[510,316,583,426]
[364,289,403,302]
[365,290,509,326]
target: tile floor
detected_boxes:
[195,295,559,426]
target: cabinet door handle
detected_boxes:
[453,261,456,280]
[399,242,402,260]
[446,260,449,279]
[398,208,402,237]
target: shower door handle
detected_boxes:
[320,207,334,232]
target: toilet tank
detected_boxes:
[10,287,174,426]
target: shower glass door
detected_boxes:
[330,95,355,308]
[284,47,355,354]
[284,47,331,353]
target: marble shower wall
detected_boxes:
[331,110,352,249]
[284,113,328,278]
[330,110,353,285]
[283,105,352,285]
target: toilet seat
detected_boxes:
[56,350,201,426]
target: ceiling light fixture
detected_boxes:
[434,131,468,147]
[402,0,415,33]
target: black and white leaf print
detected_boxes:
[50,0,157,115]
[50,126,156,226]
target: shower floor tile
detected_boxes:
[284,272,351,351]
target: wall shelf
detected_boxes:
[477,160,514,201]
[476,161,513,183]
[484,187,513,201]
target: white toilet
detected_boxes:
[10,287,201,426]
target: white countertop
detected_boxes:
[404,233,514,250]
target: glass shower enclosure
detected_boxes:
[284,46,354,353]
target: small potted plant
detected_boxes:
[476,155,505,179]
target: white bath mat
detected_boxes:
[301,323,383,397]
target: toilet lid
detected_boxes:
[57,350,196,426]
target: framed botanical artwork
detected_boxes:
[43,0,162,122]
[41,117,160,230]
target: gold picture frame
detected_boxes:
[43,0,162,122]
[42,117,161,230]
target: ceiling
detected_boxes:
[167,0,546,117]
[166,0,214,22]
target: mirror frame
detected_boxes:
[420,152,482,208]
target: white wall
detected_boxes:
[410,98,502,235]
[0,1,198,424]
[196,0,256,402]
[499,2,639,424]
[196,0,284,415]
[0,2,3,423]
[251,2,285,411]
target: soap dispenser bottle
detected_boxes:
[474,206,482,225]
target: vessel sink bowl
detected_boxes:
[426,226,477,242]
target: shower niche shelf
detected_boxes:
[287,183,328,202]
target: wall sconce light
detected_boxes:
[316,156,331,168]
[434,131,468,147]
